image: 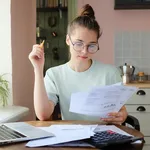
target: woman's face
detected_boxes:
[66,26,98,62]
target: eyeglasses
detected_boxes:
[69,36,99,54]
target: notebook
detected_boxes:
[0,122,54,145]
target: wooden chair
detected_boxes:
[122,115,140,131]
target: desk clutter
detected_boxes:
[26,124,143,149]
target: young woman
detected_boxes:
[29,4,127,124]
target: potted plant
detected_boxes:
[0,74,9,106]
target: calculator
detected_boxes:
[86,130,143,149]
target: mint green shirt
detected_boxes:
[44,60,122,121]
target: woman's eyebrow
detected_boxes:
[89,41,98,44]
[75,39,97,44]
[75,39,83,42]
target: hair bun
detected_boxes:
[79,4,95,20]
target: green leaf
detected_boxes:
[0,74,9,106]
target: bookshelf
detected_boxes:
[37,0,68,9]
[37,7,68,12]
[36,0,69,74]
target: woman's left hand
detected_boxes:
[100,106,128,125]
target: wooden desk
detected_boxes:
[0,120,144,150]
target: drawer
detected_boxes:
[125,105,150,113]
[126,89,150,105]
[144,137,150,145]
[143,145,150,150]
[127,112,150,136]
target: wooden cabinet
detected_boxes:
[125,87,150,145]
[143,145,150,150]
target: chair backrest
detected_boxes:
[122,115,140,131]
[52,103,62,120]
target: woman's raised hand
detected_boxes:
[100,106,128,125]
[28,41,45,71]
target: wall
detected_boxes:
[77,0,150,65]
[11,0,36,120]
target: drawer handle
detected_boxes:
[136,90,146,95]
[137,106,146,112]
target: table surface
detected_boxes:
[0,120,145,150]
[124,81,150,88]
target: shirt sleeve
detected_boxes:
[106,66,122,85]
[112,67,122,84]
[44,69,59,106]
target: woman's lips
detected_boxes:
[79,56,88,59]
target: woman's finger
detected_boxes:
[33,46,43,52]
[35,49,44,56]
[108,112,122,117]
[33,44,39,49]
[108,112,118,116]
[31,47,44,58]
[101,116,124,123]
[109,122,122,125]
[32,45,44,52]
[29,49,43,59]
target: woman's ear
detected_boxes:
[66,34,70,46]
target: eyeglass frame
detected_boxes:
[68,35,99,54]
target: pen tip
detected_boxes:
[40,40,45,48]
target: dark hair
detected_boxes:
[67,4,102,39]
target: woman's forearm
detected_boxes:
[34,70,54,120]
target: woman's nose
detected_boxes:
[81,46,88,54]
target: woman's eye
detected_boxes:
[75,42,83,47]
[89,44,96,49]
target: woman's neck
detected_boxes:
[68,59,92,72]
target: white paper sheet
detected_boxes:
[49,140,94,147]
[26,124,97,147]
[69,83,138,118]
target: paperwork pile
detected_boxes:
[26,124,97,147]
[26,124,140,147]
[69,83,138,118]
